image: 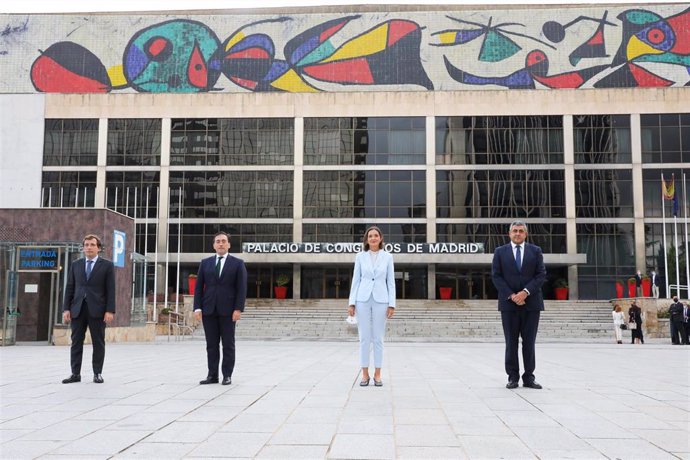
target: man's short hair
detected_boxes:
[213,231,229,241]
[83,234,102,249]
[509,220,528,232]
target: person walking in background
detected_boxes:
[669,296,687,345]
[194,232,247,385]
[629,301,644,344]
[62,234,116,384]
[650,270,660,299]
[635,270,643,297]
[612,304,626,344]
[492,221,546,390]
[348,226,396,387]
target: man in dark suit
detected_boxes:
[669,297,686,345]
[194,231,247,385]
[492,221,546,390]
[62,234,116,384]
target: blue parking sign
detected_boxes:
[113,230,126,267]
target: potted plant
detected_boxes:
[274,274,290,299]
[159,307,172,323]
[615,279,624,299]
[627,277,637,298]
[641,275,651,297]
[188,273,197,295]
[554,278,568,300]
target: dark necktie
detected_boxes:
[86,260,93,279]
[515,245,522,270]
[216,256,224,277]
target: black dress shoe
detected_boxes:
[221,376,232,386]
[506,381,519,389]
[93,374,104,383]
[62,374,81,384]
[199,376,219,385]
[523,381,542,389]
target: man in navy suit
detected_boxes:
[491,221,546,389]
[193,231,247,385]
[62,234,116,384]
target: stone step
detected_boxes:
[198,299,619,341]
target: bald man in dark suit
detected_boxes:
[492,221,546,390]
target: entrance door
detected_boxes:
[301,266,351,299]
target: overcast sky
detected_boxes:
[2,0,670,14]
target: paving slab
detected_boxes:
[0,339,687,459]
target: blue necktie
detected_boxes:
[86,260,93,279]
[515,245,522,270]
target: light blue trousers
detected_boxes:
[356,296,388,368]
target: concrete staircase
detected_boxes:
[217,299,616,342]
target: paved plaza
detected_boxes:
[1,338,688,459]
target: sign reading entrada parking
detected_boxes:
[243,242,484,254]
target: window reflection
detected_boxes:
[304,117,425,165]
[43,119,98,166]
[170,171,293,218]
[303,170,426,218]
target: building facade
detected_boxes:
[1,4,689,301]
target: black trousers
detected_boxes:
[501,309,540,383]
[671,320,687,344]
[202,313,237,378]
[70,302,106,375]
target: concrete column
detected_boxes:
[630,113,646,273]
[94,118,108,207]
[293,117,303,241]
[426,116,437,299]
[155,118,171,294]
[563,115,578,300]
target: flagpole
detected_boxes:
[683,173,690,299]
[674,211,680,299]
[175,187,182,314]
[662,173,670,299]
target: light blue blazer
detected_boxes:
[348,250,396,308]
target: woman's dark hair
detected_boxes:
[362,226,384,251]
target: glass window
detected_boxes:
[43,119,98,166]
[642,168,688,218]
[171,118,293,166]
[41,171,97,207]
[304,117,425,165]
[170,171,293,218]
[436,116,563,164]
[436,170,565,219]
[577,223,635,299]
[641,113,690,163]
[303,170,426,218]
[105,172,160,218]
[107,119,161,166]
[437,222,566,254]
[573,115,630,163]
[574,169,633,218]
[303,223,426,243]
[170,224,292,253]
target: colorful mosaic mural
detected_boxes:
[0,5,688,93]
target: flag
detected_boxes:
[662,174,679,217]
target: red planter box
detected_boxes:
[554,287,568,300]
[615,282,624,298]
[439,287,452,300]
[627,283,636,298]
[274,286,287,299]
[188,277,197,295]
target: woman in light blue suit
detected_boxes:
[348,226,396,387]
